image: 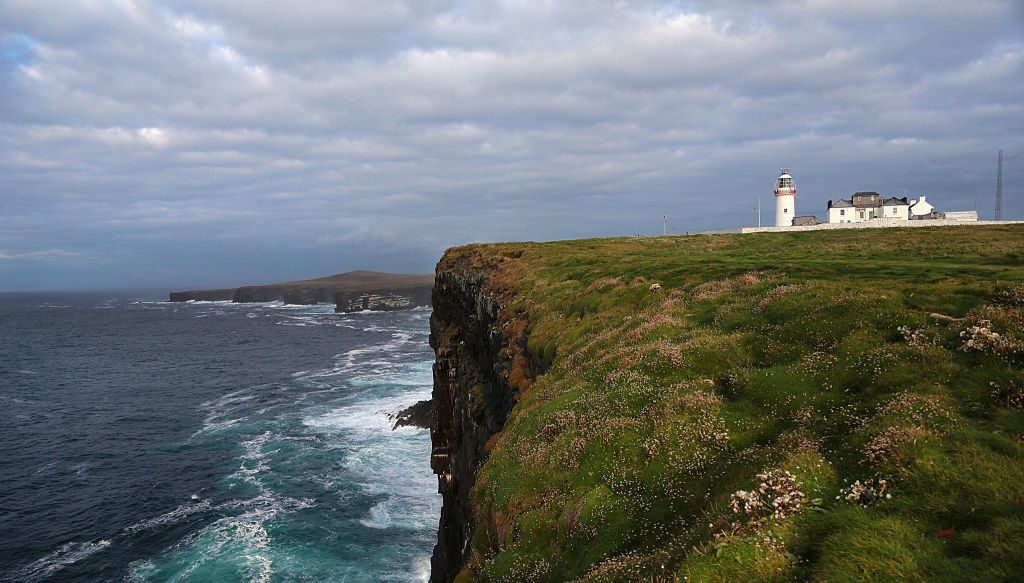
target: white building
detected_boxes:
[909,195,934,218]
[773,168,796,227]
[827,192,909,224]
[944,210,980,221]
[826,191,977,224]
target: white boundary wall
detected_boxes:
[740,219,1024,234]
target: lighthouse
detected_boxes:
[773,168,796,227]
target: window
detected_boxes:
[784,208,788,213]
[892,207,897,214]
[840,209,845,216]
[859,211,864,218]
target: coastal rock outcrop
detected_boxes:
[391,399,434,430]
[335,286,433,313]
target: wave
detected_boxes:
[303,381,439,534]
[184,300,234,305]
[7,497,252,580]
[4,539,112,583]
[360,501,393,529]
[192,386,265,437]
[412,556,431,582]
[126,492,314,582]
[127,310,434,580]
[274,314,326,327]
[124,500,213,535]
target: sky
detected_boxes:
[1,0,1022,291]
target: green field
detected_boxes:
[449,225,1024,582]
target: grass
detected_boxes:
[442,225,1024,582]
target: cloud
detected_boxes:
[0,0,1022,290]
[0,249,82,261]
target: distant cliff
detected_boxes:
[169,270,433,310]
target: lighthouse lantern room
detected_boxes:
[773,168,797,227]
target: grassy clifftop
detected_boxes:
[447,225,1024,582]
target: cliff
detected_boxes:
[429,226,1024,582]
[335,285,433,313]
[168,270,433,309]
[428,248,542,581]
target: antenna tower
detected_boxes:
[996,150,1004,221]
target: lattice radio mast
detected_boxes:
[996,149,1004,221]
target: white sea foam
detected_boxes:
[228,433,277,492]
[360,501,392,529]
[413,555,431,582]
[124,500,213,535]
[227,431,321,495]
[193,387,260,436]
[259,301,335,312]
[7,539,112,583]
[127,493,314,582]
[71,462,90,478]
[304,332,425,383]
[303,376,439,534]
[195,417,241,434]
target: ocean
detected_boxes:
[0,291,439,582]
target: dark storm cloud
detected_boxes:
[1,0,1022,290]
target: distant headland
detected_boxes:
[168,270,433,313]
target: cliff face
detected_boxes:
[429,252,541,583]
[232,286,287,303]
[335,285,432,313]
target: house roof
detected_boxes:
[851,192,881,208]
[883,196,909,206]
[792,215,820,226]
[831,195,911,210]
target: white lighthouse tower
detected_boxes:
[773,168,797,227]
